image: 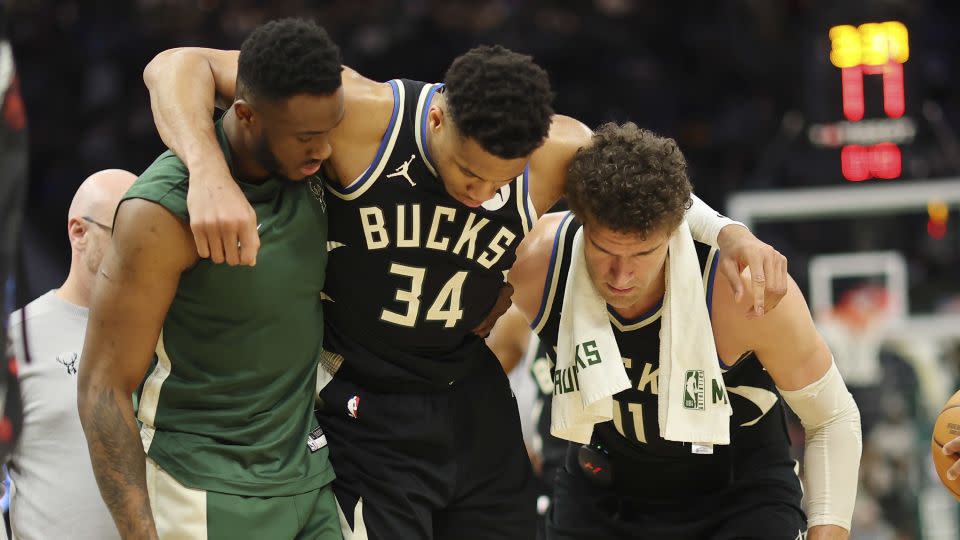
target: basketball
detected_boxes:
[932,389,960,501]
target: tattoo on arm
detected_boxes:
[84,385,156,538]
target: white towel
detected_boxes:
[550,227,630,444]
[657,221,732,447]
[551,222,732,448]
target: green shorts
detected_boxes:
[146,458,342,540]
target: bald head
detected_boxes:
[67,169,138,226]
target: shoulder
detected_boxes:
[334,66,399,145]
[125,150,191,221]
[532,115,592,165]
[112,198,198,272]
[527,115,593,214]
[509,211,574,323]
[5,293,53,334]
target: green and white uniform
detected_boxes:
[123,121,340,540]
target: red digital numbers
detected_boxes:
[840,143,901,182]
[830,22,907,182]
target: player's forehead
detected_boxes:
[451,136,527,183]
[585,221,668,254]
[266,89,345,132]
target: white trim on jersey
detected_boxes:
[414,83,441,177]
[139,330,173,453]
[327,79,407,201]
[607,306,663,333]
[515,168,538,236]
[146,458,209,540]
[531,212,575,335]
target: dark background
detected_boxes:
[8,1,960,536]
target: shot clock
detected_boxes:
[807,21,916,182]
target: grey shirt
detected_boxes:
[6,291,119,540]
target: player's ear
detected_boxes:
[234,100,256,126]
[427,105,444,133]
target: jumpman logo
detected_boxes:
[386,154,417,186]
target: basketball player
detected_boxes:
[77,20,344,539]
[507,123,862,540]
[141,44,791,539]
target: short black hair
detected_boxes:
[566,122,692,237]
[236,18,342,103]
[443,45,553,159]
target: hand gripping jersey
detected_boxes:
[532,213,799,501]
[322,79,537,390]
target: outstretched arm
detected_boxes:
[529,116,789,318]
[78,199,197,539]
[712,271,861,540]
[683,193,788,317]
[143,48,259,266]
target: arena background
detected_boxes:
[7,1,960,538]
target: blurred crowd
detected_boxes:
[7,1,960,537]
[9,0,960,264]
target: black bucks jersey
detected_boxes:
[322,79,537,389]
[533,213,799,501]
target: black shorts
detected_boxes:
[316,347,536,540]
[546,451,806,540]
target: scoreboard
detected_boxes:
[807,21,919,182]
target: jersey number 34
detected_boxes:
[380,263,467,328]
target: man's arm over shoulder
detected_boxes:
[143,47,256,265]
[509,212,569,326]
[77,199,197,539]
[325,66,402,185]
[143,48,239,170]
[711,269,860,540]
[527,115,592,216]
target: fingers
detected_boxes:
[943,436,960,455]
[202,223,226,264]
[237,219,261,267]
[187,178,258,266]
[765,250,788,312]
[949,457,960,481]
[193,227,212,260]
[718,258,744,303]
[190,215,258,266]
[748,252,767,318]
[221,224,241,267]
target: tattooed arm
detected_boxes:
[78,199,198,539]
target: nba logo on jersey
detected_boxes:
[684,370,705,410]
[347,395,360,419]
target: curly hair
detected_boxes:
[443,45,553,159]
[566,122,692,237]
[236,18,342,103]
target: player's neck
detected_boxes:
[57,270,91,309]
[222,110,270,183]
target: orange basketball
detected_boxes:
[932,389,960,501]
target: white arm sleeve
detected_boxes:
[778,360,862,531]
[684,194,744,248]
